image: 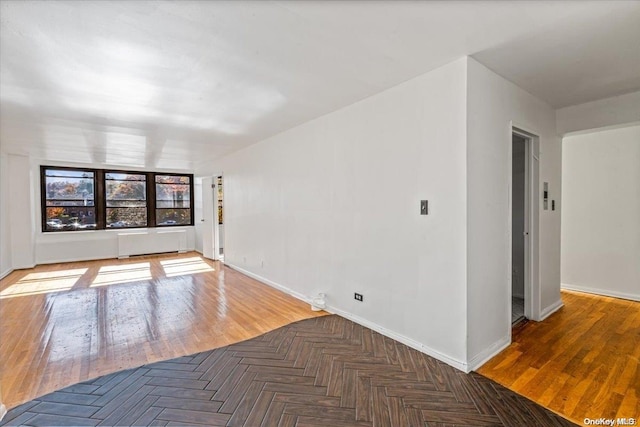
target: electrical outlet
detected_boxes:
[354,293,363,302]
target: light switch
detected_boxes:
[543,182,549,210]
[420,200,428,215]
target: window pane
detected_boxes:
[106,173,147,227]
[156,179,191,209]
[155,175,190,185]
[105,173,146,181]
[45,170,94,201]
[46,169,93,179]
[106,200,146,208]
[106,208,147,228]
[44,168,95,232]
[105,182,147,205]
[155,175,191,226]
[156,209,191,226]
[46,207,96,231]
[46,200,95,207]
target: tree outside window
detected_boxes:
[44,169,96,231]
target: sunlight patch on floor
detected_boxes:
[160,257,214,277]
[91,263,152,287]
[0,268,88,299]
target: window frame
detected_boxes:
[40,166,194,232]
[104,170,150,230]
[154,172,195,227]
[40,166,100,232]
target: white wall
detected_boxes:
[214,58,470,367]
[7,154,36,269]
[207,56,565,371]
[35,227,195,264]
[466,58,561,366]
[556,91,640,135]
[33,162,197,263]
[0,152,12,278]
[2,157,196,266]
[561,125,640,301]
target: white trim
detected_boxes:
[562,283,639,302]
[467,334,511,372]
[8,264,35,271]
[213,175,223,262]
[226,264,313,306]
[326,304,469,372]
[539,299,564,321]
[0,269,12,280]
[37,255,115,265]
[562,120,640,137]
[36,248,196,266]
[0,402,6,422]
[226,263,470,372]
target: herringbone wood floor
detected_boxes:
[1,315,575,426]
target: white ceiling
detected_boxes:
[1,1,639,171]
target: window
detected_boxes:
[105,173,147,228]
[155,175,192,226]
[41,166,194,232]
[43,168,96,231]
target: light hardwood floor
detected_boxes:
[478,290,640,425]
[0,252,325,409]
[2,256,637,424]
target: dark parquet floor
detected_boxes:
[1,315,576,426]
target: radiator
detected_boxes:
[117,230,187,258]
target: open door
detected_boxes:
[512,134,528,325]
[201,176,215,260]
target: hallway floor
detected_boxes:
[512,297,525,324]
[479,290,639,425]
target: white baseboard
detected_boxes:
[562,283,640,302]
[37,248,197,266]
[226,263,469,373]
[0,402,6,422]
[38,255,109,265]
[467,335,511,372]
[326,304,469,372]
[539,299,564,321]
[226,264,314,306]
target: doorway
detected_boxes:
[201,175,224,262]
[215,176,224,262]
[510,126,540,325]
[512,134,528,325]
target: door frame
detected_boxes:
[201,176,215,260]
[212,174,223,262]
[510,124,541,322]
